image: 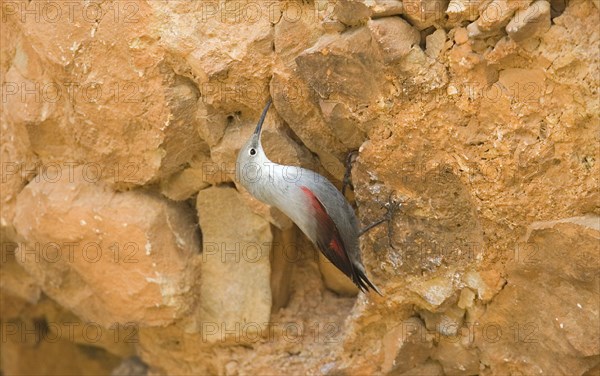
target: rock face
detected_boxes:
[1,0,599,375]
[11,167,201,327]
[196,186,272,343]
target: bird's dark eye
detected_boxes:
[249,148,256,156]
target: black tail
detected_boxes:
[354,268,383,296]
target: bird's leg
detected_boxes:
[359,192,402,250]
[342,149,359,196]
[358,198,400,236]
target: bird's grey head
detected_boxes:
[236,99,272,191]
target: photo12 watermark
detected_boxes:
[2,241,141,265]
[2,81,141,104]
[1,161,141,185]
[2,1,140,24]
[199,320,342,344]
[1,319,138,345]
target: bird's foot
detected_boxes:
[341,149,359,196]
[359,191,403,250]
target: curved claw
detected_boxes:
[359,190,404,251]
[342,150,359,196]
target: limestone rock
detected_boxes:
[0,242,41,305]
[291,27,391,168]
[467,19,502,39]
[426,29,448,58]
[5,1,203,188]
[419,304,466,336]
[270,227,298,311]
[403,0,450,30]
[295,28,386,104]
[318,252,359,296]
[477,0,532,32]
[159,166,210,201]
[0,295,129,373]
[196,186,272,343]
[476,216,600,375]
[368,0,404,18]
[318,100,367,149]
[150,1,274,111]
[367,17,421,64]
[333,0,372,26]
[446,0,482,23]
[506,0,552,42]
[159,147,211,201]
[1,333,121,375]
[12,167,201,327]
[463,269,506,303]
[549,0,567,17]
[274,1,325,69]
[270,73,349,179]
[111,356,149,376]
[432,338,480,375]
[382,317,434,374]
[1,0,599,373]
[395,46,449,92]
[410,276,456,308]
[0,80,38,242]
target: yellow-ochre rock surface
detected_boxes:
[1,0,598,375]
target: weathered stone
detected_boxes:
[318,100,367,149]
[403,0,450,30]
[318,252,359,296]
[368,0,404,18]
[269,227,297,311]
[159,165,210,201]
[274,1,325,69]
[426,29,448,58]
[1,0,599,373]
[550,0,567,18]
[383,317,434,374]
[419,304,465,336]
[296,28,386,104]
[196,186,272,343]
[368,17,421,64]
[12,167,201,327]
[111,356,149,376]
[497,68,546,104]
[398,360,444,376]
[467,19,502,39]
[0,89,38,242]
[453,27,469,44]
[333,0,372,26]
[395,47,449,92]
[1,332,121,375]
[0,242,41,305]
[463,269,505,302]
[150,1,274,111]
[446,0,482,23]
[5,1,207,188]
[432,338,480,375]
[476,216,600,374]
[275,26,388,178]
[410,276,456,307]
[457,288,476,309]
[506,0,552,42]
[477,0,532,31]
[0,295,129,372]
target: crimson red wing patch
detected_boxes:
[300,186,354,278]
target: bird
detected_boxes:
[236,99,382,295]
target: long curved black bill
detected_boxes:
[253,99,272,136]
